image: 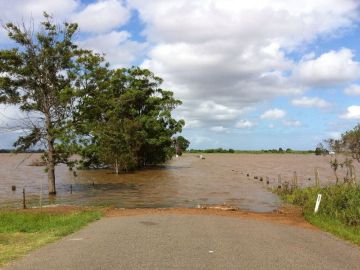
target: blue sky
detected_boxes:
[1,0,360,150]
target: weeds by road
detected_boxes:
[277,184,360,245]
[0,208,101,267]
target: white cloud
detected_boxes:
[235,120,255,128]
[344,84,360,95]
[175,100,247,130]
[291,96,330,108]
[294,48,360,87]
[283,119,301,127]
[78,31,147,67]
[268,124,276,129]
[131,0,360,127]
[197,101,241,121]
[260,108,286,119]
[71,0,130,33]
[210,126,228,133]
[341,105,360,119]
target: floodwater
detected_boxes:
[0,153,355,212]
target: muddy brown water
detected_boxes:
[0,153,355,212]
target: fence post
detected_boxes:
[22,188,26,209]
[314,168,320,187]
[292,171,298,190]
[39,183,43,209]
[277,174,282,189]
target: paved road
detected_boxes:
[3,215,360,270]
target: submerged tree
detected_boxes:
[0,13,104,194]
[78,67,185,173]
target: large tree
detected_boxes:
[0,13,103,194]
[78,67,185,173]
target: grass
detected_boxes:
[277,184,360,245]
[0,209,101,267]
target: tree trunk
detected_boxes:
[45,113,56,195]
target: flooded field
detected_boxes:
[0,153,355,212]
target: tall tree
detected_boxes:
[78,67,185,173]
[0,13,104,194]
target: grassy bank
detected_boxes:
[277,184,360,245]
[0,208,101,266]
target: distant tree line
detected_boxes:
[0,13,186,194]
[187,148,314,154]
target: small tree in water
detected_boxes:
[0,13,104,194]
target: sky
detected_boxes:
[0,0,360,150]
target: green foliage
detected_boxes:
[0,210,101,266]
[278,184,360,245]
[0,13,107,193]
[315,147,323,155]
[176,136,190,154]
[279,184,360,227]
[0,210,101,235]
[77,67,185,172]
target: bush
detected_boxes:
[278,184,360,226]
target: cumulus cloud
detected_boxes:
[71,0,130,33]
[341,105,360,119]
[1,0,360,147]
[291,96,330,108]
[294,49,360,87]
[260,108,286,119]
[344,84,360,95]
[175,100,248,130]
[131,0,360,128]
[235,120,255,128]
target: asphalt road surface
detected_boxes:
[3,215,360,270]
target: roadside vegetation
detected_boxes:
[0,209,101,266]
[277,123,360,245]
[278,184,360,245]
